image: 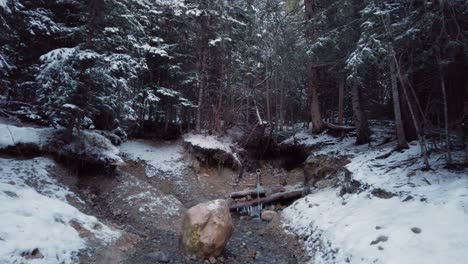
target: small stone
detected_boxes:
[22,248,44,260]
[411,227,422,234]
[240,215,251,221]
[403,195,413,202]
[378,246,384,250]
[3,190,18,198]
[217,256,225,263]
[145,251,169,263]
[208,256,217,263]
[370,235,388,245]
[260,210,279,222]
[247,250,257,259]
[112,209,122,216]
[375,226,382,230]
[246,231,252,236]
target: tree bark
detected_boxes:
[309,66,324,133]
[351,81,370,144]
[304,0,324,134]
[265,58,271,124]
[338,78,344,126]
[391,46,430,168]
[439,59,452,164]
[390,59,408,149]
[230,188,304,212]
[196,8,209,134]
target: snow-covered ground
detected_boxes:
[120,140,185,180]
[0,157,120,264]
[117,172,184,219]
[0,123,53,149]
[183,133,241,164]
[0,123,124,165]
[282,131,468,264]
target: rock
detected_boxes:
[303,155,349,188]
[411,227,422,234]
[260,210,279,222]
[209,256,217,263]
[403,195,413,202]
[22,248,44,260]
[370,235,388,245]
[371,188,395,199]
[181,199,233,258]
[145,251,169,263]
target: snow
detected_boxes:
[134,43,169,57]
[116,172,184,222]
[282,129,468,264]
[120,140,185,180]
[0,0,8,11]
[0,158,120,264]
[183,133,234,153]
[39,47,76,64]
[183,133,241,164]
[62,131,124,166]
[0,124,50,149]
[0,124,124,166]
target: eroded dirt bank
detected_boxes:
[53,139,307,264]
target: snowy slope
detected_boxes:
[0,158,120,264]
[282,131,468,264]
[0,123,53,149]
[0,123,124,165]
[183,133,241,163]
[120,140,185,179]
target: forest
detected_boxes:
[0,0,467,264]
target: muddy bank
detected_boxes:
[49,138,307,264]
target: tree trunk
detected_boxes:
[390,59,408,149]
[196,9,209,134]
[279,75,284,131]
[351,81,370,144]
[391,47,430,168]
[338,78,344,126]
[439,60,452,164]
[304,0,324,134]
[265,58,271,124]
[309,66,324,133]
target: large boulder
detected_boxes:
[181,199,233,258]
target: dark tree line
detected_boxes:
[0,0,467,164]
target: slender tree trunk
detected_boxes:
[391,47,430,168]
[308,66,324,133]
[304,0,324,134]
[351,81,370,144]
[439,61,452,164]
[196,9,209,134]
[390,59,408,149]
[279,75,284,131]
[338,78,344,126]
[266,58,271,124]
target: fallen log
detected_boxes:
[230,186,287,200]
[323,121,355,132]
[230,188,304,212]
[231,188,266,199]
